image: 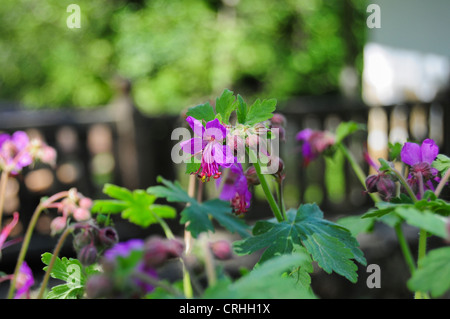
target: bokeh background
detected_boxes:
[1,0,450,299]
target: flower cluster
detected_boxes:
[0,131,56,174]
[49,188,93,235]
[72,222,119,266]
[296,128,335,167]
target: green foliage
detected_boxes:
[335,121,365,144]
[432,154,450,175]
[0,0,366,112]
[186,102,216,123]
[91,183,177,228]
[147,176,250,238]
[408,247,450,298]
[202,252,316,299]
[41,253,99,299]
[234,203,366,283]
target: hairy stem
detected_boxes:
[394,224,416,276]
[435,168,450,198]
[37,226,74,299]
[7,191,69,299]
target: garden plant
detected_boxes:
[0,89,449,299]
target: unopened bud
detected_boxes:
[376,175,396,201]
[50,216,67,236]
[270,113,287,127]
[365,174,379,193]
[210,240,233,260]
[79,244,98,266]
[98,227,119,248]
[73,208,91,221]
[244,166,260,185]
[144,237,184,268]
[85,274,113,299]
[73,229,94,251]
[79,197,93,210]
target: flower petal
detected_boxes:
[400,142,421,166]
[185,116,205,138]
[180,137,204,155]
[296,129,312,141]
[420,139,439,164]
[205,119,227,141]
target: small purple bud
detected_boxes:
[210,240,233,260]
[98,227,119,248]
[73,229,94,251]
[270,113,287,128]
[79,244,98,266]
[365,174,379,193]
[376,175,397,201]
[244,166,260,185]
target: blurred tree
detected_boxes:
[0,0,367,114]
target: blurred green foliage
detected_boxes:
[0,0,367,114]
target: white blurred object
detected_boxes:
[363,43,450,106]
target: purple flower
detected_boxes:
[0,131,33,173]
[296,129,335,166]
[104,239,145,261]
[181,117,234,182]
[14,262,34,299]
[400,139,440,196]
[218,162,252,215]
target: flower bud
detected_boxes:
[85,274,113,299]
[143,237,184,268]
[244,166,260,185]
[79,244,98,266]
[365,174,379,193]
[73,207,91,222]
[50,216,67,236]
[270,113,287,128]
[210,240,233,260]
[376,175,396,201]
[73,229,94,251]
[79,197,93,210]
[98,227,119,248]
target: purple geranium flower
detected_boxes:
[296,129,335,166]
[0,131,33,173]
[181,117,234,182]
[14,262,34,299]
[218,162,252,215]
[400,139,440,196]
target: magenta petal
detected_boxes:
[205,119,227,141]
[186,116,205,138]
[296,129,312,141]
[401,142,421,166]
[212,144,234,167]
[11,131,29,150]
[420,139,439,164]
[180,137,204,155]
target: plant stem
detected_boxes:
[37,226,74,299]
[414,228,430,299]
[7,191,69,299]
[394,224,416,275]
[151,211,175,240]
[180,257,194,299]
[338,144,381,203]
[0,170,9,231]
[390,167,418,203]
[277,179,287,220]
[248,149,283,222]
[201,234,217,287]
[435,168,450,198]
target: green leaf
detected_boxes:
[148,176,250,238]
[244,98,277,125]
[186,102,216,122]
[337,214,375,236]
[41,253,98,299]
[215,89,237,124]
[335,121,365,144]
[432,154,450,175]
[388,142,403,161]
[408,247,450,297]
[378,158,393,172]
[203,252,316,299]
[236,94,248,124]
[234,204,366,283]
[395,207,448,238]
[92,183,177,228]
